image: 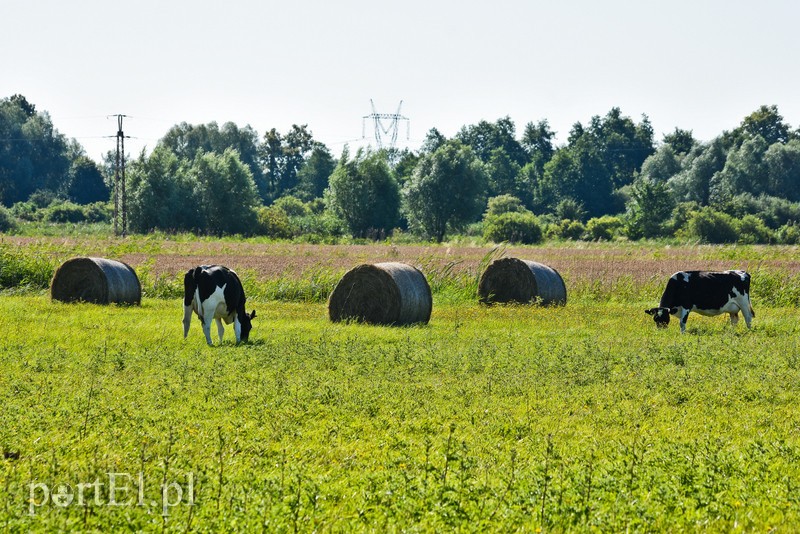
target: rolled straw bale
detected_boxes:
[51,257,141,305]
[328,262,432,325]
[478,257,566,305]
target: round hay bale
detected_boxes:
[328,262,432,325]
[51,257,141,305]
[478,257,566,306]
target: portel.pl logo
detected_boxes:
[29,472,194,517]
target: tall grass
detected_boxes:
[5,241,800,308]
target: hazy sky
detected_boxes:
[3,0,799,162]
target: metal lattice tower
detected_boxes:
[110,114,129,237]
[362,100,410,150]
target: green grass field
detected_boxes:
[3,285,800,531]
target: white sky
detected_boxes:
[3,0,799,162]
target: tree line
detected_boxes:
[2,93,800,244]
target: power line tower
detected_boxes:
[362,100,410,150]
[110,114,129,236]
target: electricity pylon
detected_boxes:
[362,100,409,150]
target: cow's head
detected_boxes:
[645,307,676,328]
[239,309,256,342]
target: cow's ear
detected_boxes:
[644,308,656,316]
[249,309,256,320]
[669,307,679,315]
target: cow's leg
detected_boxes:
[233,315,242,343]
[679,309,690,334]
[183,304,193,338]
[730,312,739,327]
[216,318,225,343]
[200,301,216,346]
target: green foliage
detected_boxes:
[547,219,586,240]
[326,148,400,239]
[81,202,112,223]
[777,222,800,244]
[127,146,200,233]
[625,177,676,239]
[0,205,16,232]
[43,201,86,223]
[272,195,309,217]
[256,206,293,239]
[0,245,55,288]
[736,214,774,244]
[191,149,260,235]
[404,141,488,242]
[585,215,623,241]
[484,194,526,218]
[294,145,335,200]
[483,211,543,244]
[67,156,108,204]
[554,198,587,222]
[0,95,71,205]
[686,207,739,243]
[158,121,265,199]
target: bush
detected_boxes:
[686,207,738,243]
[82,202,113,223]
[273,196,310,217]
[585,215,623,241]
[484,195,526,218]
[778,222,800,244]
[256,206,293,239]
[0,206,16,232]
[547,219,586,240]
[483,212,543,244]
[555,198,587,222]
[736,214,774,244]
[10,201,41,222]
[44,201,86,223]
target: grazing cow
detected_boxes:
[645,270,754,333]
[183,265,255,345]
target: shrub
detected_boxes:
[737,214,774,244]
[686,207,738,243]
[484,195,526,218]
[82,202,113,223]
[0,206,16,232]
[547,219,586,240]
[10,201,41,222]
[585,215,623,241]
[483,212,543,244]
[778,222,800,244]
[44,201,86,223]
[256,206,293,239]
[555,198,587,222]
[273,196,310,217]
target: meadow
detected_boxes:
[3,236,800,531]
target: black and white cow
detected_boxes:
[183,265,255,345]
[645,270,754,333]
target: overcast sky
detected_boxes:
[3,0,799,162]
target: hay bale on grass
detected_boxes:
[478,257,566,305]
[328,262,432,325]
[51,257,141,305]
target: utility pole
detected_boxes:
[111,114,129,236]
[362,100,409,150]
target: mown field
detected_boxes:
[3,236,800,531]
